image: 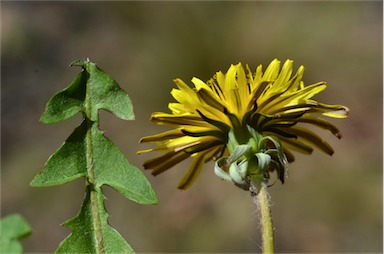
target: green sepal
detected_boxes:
[227,130,239,153]
[91,125,158,205]
[260,135,288,166]
[237,160,249,179]
[255,153,272,172]
[30,121,87,187]
[0,214,32,254]
[40,59,134,124]
[55,188,134,254]
[227,144,251,163]
[246,156,264,194]
[214,157,232,182]
[229,163,246,186]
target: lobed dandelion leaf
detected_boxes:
[55,188,134,254]
[31,59,157,253]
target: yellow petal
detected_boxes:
[139,129,184,143]
[272,60,294,89]
[276,135,314,154]
[263,59,281,81]
[191,77,210,91]
[196,88,226,112]
[277,126,334,155]
[178,147,221,189]
[261,82,327,113]
[144,150,191,175]
[318,103,350,118]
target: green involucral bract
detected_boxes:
[30,59,158,254]
[214,125,288,193]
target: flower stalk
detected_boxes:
[254,182,274,254]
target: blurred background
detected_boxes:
[1,1,382,253]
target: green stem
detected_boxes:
[85,122,104,254]
[255,182,274,254]
[84,63,104,254]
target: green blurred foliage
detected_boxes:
[1,1,382,253]
[0,214,31,253]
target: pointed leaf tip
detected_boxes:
[85,62,135,121]
[40,70,87,124]
[30,121,87,187]
[70,58,91,67]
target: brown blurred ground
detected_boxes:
[1,1,382,253]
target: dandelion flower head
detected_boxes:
[138,59,349,190]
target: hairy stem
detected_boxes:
[254,182,274,254]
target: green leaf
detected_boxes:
[56,188,134,254]
[0,214,31,254]
[92,125,158,205]
[40,70,87,124]
[30,121,87,187]
[40,59,135,124]
[31,121,158,205]
[84,61,135,122]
